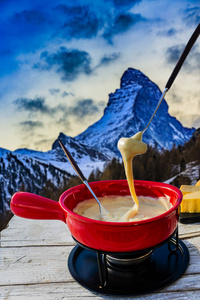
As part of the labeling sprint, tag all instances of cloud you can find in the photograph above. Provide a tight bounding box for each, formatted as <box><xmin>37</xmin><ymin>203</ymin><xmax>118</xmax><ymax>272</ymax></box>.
<box><xmin>13</xmin><ymin>95</ymin><xmax>103</xmax><ymax>120</ymax></box>
<box><xmin>34</xmin><ymin>47</ymin><xmax>92</xmax><ymax>81</ymax></box>
<box><xmin>184</xmin><ymin>6</ymin><xmax>200</xmax><ymax>25</ymax></box>
<box><xmin>0</xmin><ymin>1</ymin><xmax>145</xmax><ymax>77</ymax></box>
<box><xmin>55</xmin><ymin>4</ymin><xmax>101</xmax><ymax>39</ymax></box>
<box><xmin>13</xmin><ymin>95</ymin><xmax>103</xmax><ymax>132</ymax></box>
<box><xmin>157</xmin><ymin>28</ymin><xmax>177</xmax><ymax>37</ymax></box>
<box><xmin>54</xmin><ymin>2</ymin><xmax>145</xmax><ymax>43</ymax></box>
<box><xmin>112</xmin><ymin>0</ymin><xmax>142</xmax><ymax>8</ymax></box>
<box><xmin>0</xmin><ymin>4</ymin><xmax>100</xmax><ymax>77</ymax></box>
<box><xmin>55</xmin><ymin>98</ymin><xmax>104</xmax><ymax>128</ymax></box>
<box><xmin>191</xmin><ymin>48</ymin><xmax>200</xmax><ymax>70</ymax></box>
<box><xmin>18</xmin><ymin>120</ymin><xmax>44</xmax><ymax>131</ymax></box>
<box><xmin>56</xmin><ymin>115</ymin><xmax>71</xmax><ymax>130</ymax></box>
<box><xmin>49</xmin><ymin>88</ymin><xmax>60</xmax><ymax>95</ymax></box>
<box><xmin>61</xmin><ymin>91</ymin><xmax>75</xmax><ymax>97</ymax></box>
<box><xmin>168</xmin><ymin>92</ymin><xmax>183</xmax><ymax>104</ymax></box>
<box><xmin>165</xmin><ymin>44</ymin><xmax>185</xmax><ymax>64</ymax></box>
<box><xmin>165</xmin><ymin>44</ymin><xmax>200</xmax><ymax>72</ymax></box>
<box><xmin>171</xmin><ymin>111</ymin><xmax>200</xmax><ymax>129</ymax></box>
<box><xmin>2</xmin><ymin>9</ymin><xmax>49</xmax><ymax>52</ymax></box>
<box><xmin>13</xmin><ymin>97</ymin><xmax>55</xmax><ymax>115</ymax></box>
<box><xmin>97</xmin><ymin>52</ymin><xmax>121</xmax><ymax>68</ymax></box>
<box><xmin>102</xmin><ymin>12</ymin><xmax>146</xmax><ymax>43</ymax></box>
<box><xmin>68</xmin><ymin>99</ymin><xmax>103</xmax><ymax>119</ymax></box>
<box><xmin>13</xmin><ymin>96</ymin><xmax>70</xmax><ymax>121</ymax></box>
<box><xmin>0</xmin><ymin>8</ymin><xmax>50</xmax><ymax>75</ymax></box>
<box><xmin>48</xmin><ymin>88</ymin><xmax>75</xmax><ymax>98</ymax></box>
<box><xmin>12</xmin><ymin>9</ymin><xmax>47</xmax><ymax>26</ymax></box>
<box><xmin>34</xmin><ymin>138</ymin><xmax>54</xmax><ymax>147</ymax></box>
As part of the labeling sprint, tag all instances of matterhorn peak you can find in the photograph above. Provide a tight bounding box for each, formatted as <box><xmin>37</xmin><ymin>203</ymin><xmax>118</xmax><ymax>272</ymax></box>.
<box><xmin>120</xmin><ymin>68</ymin><xmax>151</xmax><ymax>88</ymax></box>
<box><xmin>76</xmin><ymin>68</ymin><xmax>194</xmax><ymax>154</ymax></box>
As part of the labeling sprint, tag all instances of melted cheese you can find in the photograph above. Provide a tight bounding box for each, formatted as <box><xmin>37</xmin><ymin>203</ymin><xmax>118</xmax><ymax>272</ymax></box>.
<box><xmin>117</xmin><ymin>131</ymin><xmax>147</xmax><ymax>220</ymax></box>
<box><xmin>73</xmin><ymin>195</ymin><xmax>172</xmax><ymax>222</ymax></box>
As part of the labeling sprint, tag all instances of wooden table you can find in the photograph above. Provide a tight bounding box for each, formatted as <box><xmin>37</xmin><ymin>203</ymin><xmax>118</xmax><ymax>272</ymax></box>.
<box><xmin>1</xmin><ymin>216</ymin><xmax>200</xmax><ymax>300</ymax></box>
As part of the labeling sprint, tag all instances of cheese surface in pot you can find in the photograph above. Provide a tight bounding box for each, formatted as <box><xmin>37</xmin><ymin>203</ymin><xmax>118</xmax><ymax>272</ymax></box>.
<box><xmin>73</xmin><ymin>194</ymin><xmax>172</xmax><ymax>222</ymax></box>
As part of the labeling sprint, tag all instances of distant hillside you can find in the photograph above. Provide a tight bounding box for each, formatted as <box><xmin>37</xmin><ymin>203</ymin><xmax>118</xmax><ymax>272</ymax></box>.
<box><xmin>87</xmin><ymin>128</ymin><xmax>200</xmax><ymax>188</ymax></box>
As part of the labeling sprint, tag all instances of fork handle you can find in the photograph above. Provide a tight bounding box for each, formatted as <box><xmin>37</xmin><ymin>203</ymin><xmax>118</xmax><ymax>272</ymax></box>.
<box><xmin>165</xmin><ymin>23</ymin><xmax>200</xmax><ymax>90</ymax></box>
<box><xmin>59</xmin><ymin>139</ymin><xmax>86</xmax><ymax>181</ymax></box>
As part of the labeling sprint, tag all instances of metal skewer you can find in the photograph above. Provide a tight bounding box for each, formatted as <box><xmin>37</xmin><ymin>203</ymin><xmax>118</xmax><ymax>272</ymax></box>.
<box><xmin>142</xmin><ymin>22</ymin><xmax>200</xmax><ymax>133</ymax></box>
<box><xmin>59</xmin><ymin>139</ymin><xmax>112</xmax><ymax>219</ymax></box>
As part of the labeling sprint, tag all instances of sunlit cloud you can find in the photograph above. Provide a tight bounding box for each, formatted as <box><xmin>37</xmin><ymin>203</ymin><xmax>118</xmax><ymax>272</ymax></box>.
<box><xmin>13</xmin><ymin>97</ymin><xmax>56</xmax><ymax>116</ymax></box>
<box><xmin>68</xmin><ymin>99</ymin><xmax>104</xmax><ymax>119</ymax></box>
<box><xmin>18</xmin><ymin>120</ymin><xmax>44</xmax><ymax>131</ymax></box>
<box><xmin>55</xmin><ymin>98</ymin><xmax>104</xmax><ymax>126</ymax></box>
<box><xmin>34</xmin><ymin>138</ymin><xmax>55</xmax><ymax>147</ymax></box>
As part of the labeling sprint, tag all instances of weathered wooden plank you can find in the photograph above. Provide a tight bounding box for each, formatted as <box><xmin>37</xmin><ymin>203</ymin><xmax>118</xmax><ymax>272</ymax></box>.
<box><xmin>184</xmin><ymin>236</ymin><xmax>200</xmax><ymax>253</ymax></box>
<box><xmin>1</xmin><ymin>281</ymin><xmax>200</xmax><ymax>300</ymax></box>
<box><xmin>1</xmin><ymin>216</ymin><xmax>75</xmax><ymax>247</ymax></box>
<box><xmin>0</xmin><ymin>245</ymin><xmax>73</xmax><ymax>285</ymax></box>
<box><xmin>0</xmin><ymin>238</ymin><xmax>200</xmax><ymax>286</ymax></box>
<box><xmin>179</xmin><ymin>222</ymin><xmax>200</xmax><ymax>239</ymax></box>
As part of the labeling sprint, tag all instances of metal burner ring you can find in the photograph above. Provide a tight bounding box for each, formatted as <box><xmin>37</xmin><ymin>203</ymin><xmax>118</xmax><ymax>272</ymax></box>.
<box><xmin>106</xmin><ymin>250</ymin><xmax>154</xmax><ymax>266</ymax></box>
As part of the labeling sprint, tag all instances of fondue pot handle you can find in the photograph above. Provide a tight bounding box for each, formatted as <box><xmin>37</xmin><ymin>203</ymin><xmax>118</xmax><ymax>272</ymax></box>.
<box><xmin>10</xmin><ymin>192</ymin><xmax>66</xmax><ymax>223</ymax></box>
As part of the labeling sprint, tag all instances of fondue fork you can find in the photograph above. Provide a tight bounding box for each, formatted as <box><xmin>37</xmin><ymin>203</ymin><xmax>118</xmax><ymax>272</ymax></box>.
<box><xmin>142</xmin><ymin>22</ymin><xmax>200</xmax><ymax>133</ymax></box>
<box><xmin>59</xmin><ymin>139</ymin><xmax>113</xmax><ymax>219</ymax></box>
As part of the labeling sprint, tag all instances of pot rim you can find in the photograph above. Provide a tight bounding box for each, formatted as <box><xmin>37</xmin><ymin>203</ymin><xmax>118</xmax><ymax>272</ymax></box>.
<box><xmin>59</xmin><ymin>179</ymin><xmax>182</xmax><ymax>227</ymax></box>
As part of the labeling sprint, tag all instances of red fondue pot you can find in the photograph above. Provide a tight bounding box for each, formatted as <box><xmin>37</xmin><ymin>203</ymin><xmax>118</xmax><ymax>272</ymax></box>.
<box><xmin>10</xmin><ymin>180</ymin><xmax>182</xmax><ymax>252</ymax></box>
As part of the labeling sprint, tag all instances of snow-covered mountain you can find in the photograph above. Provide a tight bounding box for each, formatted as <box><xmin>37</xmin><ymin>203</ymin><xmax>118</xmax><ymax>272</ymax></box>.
<box><xmin>76</xmin><ymin>68</ymin><xmax>194</xmax><ymax>155</ymax></box>
<box><xmin>0</xmin><ymin>68</ymin><xmax>195</xmax><ymax>215</ymax></box>
<box><xmin>0</xmin><ymin>136</ymin><xmax>110</xmax><ymax>213</ymax></box>
<box><xmin>0</xmin><ymin>147</ymin><xmax>72</xmax><ymax>212</ymax></box>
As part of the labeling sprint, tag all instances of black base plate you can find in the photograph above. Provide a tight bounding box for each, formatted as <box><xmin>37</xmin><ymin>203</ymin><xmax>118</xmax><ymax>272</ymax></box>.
<box><xmin>68</xmin><ymin>239</ymin><xmax>189</xmax><ymax>296</ymax></box>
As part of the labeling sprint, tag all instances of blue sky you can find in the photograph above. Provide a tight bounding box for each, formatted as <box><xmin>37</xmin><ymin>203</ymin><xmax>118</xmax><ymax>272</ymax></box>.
<box><xmin>0</xmin><ymin>0</ymin><xmax>200</xmax><ymax>151</ymax></box>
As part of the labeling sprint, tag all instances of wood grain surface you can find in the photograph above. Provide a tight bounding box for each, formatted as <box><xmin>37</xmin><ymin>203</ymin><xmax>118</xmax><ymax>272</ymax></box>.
<box><xmin>1</xmin><ymin>216</ymin><xmax>200</xmax><ymax>300</ymax></box>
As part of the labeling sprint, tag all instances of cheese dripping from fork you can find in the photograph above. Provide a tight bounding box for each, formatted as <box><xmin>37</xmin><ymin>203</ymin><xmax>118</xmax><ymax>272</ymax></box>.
<box><xmin>117</xmin><ymin>131</ymin><xmax>147</xmax><ymax>221</ymax></box>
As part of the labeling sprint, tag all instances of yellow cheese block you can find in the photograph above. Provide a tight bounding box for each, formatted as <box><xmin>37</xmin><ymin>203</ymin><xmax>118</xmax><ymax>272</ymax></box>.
<box><xmin>195</xmin><ymin>180</ymin><xmax>200</xmax><ymax>186</ymax></box>
<box><xmin>181</xmin><ymin>191</ymin><xmax>200</xmax><ymax>213</ymax></box>
<box><xmin>180</xmin><ymin>185</ymin><xmax>200</xmax><ymax>196</ymax></box>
